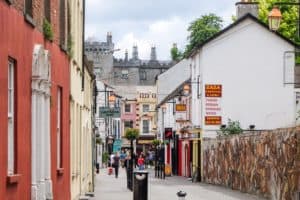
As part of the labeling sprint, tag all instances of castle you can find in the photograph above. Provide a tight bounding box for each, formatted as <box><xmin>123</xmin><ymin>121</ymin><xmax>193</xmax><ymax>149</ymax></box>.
<box><xmin>85</xmin><ymin>33</ymin><xmax>173</xmax><ymax>86</ymax></box>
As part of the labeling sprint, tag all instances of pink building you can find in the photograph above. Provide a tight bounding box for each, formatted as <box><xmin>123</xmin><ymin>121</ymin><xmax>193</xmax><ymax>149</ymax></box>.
<box><xmin>121</xmin><ymin>99</ymin><xmax>137</xmax><ymax>147</ymax></box>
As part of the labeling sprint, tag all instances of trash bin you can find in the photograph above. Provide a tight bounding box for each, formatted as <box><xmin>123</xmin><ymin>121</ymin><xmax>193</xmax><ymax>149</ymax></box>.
<box><xmin>133</xmin><ymin>171</ymin><xmax>148</xmax><ymax>200</ymax></box>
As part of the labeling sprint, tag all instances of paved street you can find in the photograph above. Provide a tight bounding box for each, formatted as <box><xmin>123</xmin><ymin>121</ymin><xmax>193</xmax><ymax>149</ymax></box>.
<box><xmin>92</xmin><ymin>167</ymin><xmax>266</xmax><ymax>200</ymax></box>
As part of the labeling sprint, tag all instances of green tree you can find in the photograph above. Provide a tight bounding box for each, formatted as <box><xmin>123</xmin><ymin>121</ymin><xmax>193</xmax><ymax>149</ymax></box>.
<box><xmin>220</xmin><ymin>119</ymin><xmax>243</xmax><ymax>135</ymax></box>
<box><xmin>184</xmin><ymin>13</ymin><xmax>223</xmax><ymax>57</ymax></box>
<box><xmin>170</xmin><ymin>43</ymin><xmax>182</xmax><ymax>62</ymax></box>
<box><xmin>258</xmin><ymin>0</ymin><xmax>299</xmax><ymax>43</ymax></box>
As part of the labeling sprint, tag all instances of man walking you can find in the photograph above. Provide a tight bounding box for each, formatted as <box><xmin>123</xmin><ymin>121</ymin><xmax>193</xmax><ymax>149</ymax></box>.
<box><xmin>113</xmin><ymin>152</ymin><xmax>120</xmax><ymax>178</ymax></box>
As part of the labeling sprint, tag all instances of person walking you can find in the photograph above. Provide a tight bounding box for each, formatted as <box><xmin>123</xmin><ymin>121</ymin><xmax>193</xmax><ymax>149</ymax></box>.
<box><xmin>137</xmin><ymin>154</ymin><xmax>145</xmax><ymax>170</ymax></box>
<box><xmin>112</xmin><ymin>152</ymin><xmax>120</xmax><ymax>178</ymax></box>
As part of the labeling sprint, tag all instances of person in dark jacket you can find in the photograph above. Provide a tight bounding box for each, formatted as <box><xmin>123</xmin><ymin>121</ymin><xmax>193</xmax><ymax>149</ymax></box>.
<box><xmin>112</xmin><ymin>152</ymin><xmax>120</xmax><ymax>178</ymax></box>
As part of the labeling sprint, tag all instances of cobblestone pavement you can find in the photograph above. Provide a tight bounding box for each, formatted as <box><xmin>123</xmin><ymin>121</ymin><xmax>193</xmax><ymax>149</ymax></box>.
<box><xmin>91</xmin><ymin>167</ymin><xmax>266</xmax><ymax>200</ymax></box>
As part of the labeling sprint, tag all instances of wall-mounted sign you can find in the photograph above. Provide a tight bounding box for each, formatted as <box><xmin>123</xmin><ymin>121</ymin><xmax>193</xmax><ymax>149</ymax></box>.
<box><xmin>205</xmin><ymin>84</ymin><xmax>222</xmax><ymax>97</ymax></box>
<box><xmin>99</xmin><ymin>107</ymin><xmax>120</xmax><ymax>118</ymax></box>
<box><xmin>139</xmin><ymin>92</ymin><xmax>156</xmax><ymax>99</ymax></box>
<box><xmin>176</xmin><ymin>104</ymin><xmax>186</xmax><ymax>111</ymax></box>
<box><xmin>164</xmin><ymin>128</ymin><xmax>173</xmax><ymax>139</ymax></box>
<box><xmin>205</xmin><ymin>116</ymin><xmax>222</xmax><ymax>125</ymax></box>
<box><xmin>205</xmin><ymin>84</ymin><xmax>222</xmax><ymax>125</ymax></box>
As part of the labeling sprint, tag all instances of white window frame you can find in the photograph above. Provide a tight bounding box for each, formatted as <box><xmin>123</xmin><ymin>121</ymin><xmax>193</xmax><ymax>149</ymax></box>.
<box><xmin>8</xmin><ymin>59</ymin><xmax>15</xmax><ymax>175</ymax></box>
<box><xmin>125</xmin><ymin>104</ymin><xmax>131</xmax><ymax>113</ymax></box>
<box><xmin>142</xmin><ymin>104</ymin><xmax>150</xmax><ymax>112</ymax></box>
<box><xmin>142</xmin><ymin>120</ymin><xmax>149</xmax><ymax>134</ymax></box>
<box><xmin>57</xmin><ymin>87</ymin><xmax>62</xmax><ymax>168</ymax></box>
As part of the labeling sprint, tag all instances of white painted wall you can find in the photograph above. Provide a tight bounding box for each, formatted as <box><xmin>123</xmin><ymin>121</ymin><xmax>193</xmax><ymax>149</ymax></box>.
<box><xmin>157</xmin><ymin>59</ymin><xmax>190</xmax><ymax>104</ymax></box>
<box><xmin>192</xmin><ymin>18</ymin><xmax>295</xmax><ymax>137</ymax></box>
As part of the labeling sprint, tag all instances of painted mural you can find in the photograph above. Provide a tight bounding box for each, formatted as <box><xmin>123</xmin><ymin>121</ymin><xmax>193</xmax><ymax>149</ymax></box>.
<box><xmin>203</xmin><ymin>128</ymin><xmax>300</xmax><ymax>200</ymax></box>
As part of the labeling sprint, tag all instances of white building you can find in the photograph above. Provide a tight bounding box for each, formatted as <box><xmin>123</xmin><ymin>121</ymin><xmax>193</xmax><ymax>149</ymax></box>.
<box><xmin>190</xmin><ymin>13</ymin><xmax>297</xmax><ymax>138</ymax></box>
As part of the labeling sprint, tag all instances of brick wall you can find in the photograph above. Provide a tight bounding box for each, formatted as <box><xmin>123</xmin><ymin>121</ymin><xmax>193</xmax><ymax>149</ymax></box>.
<box><xmin>10</xmin><ymin>0</ymin><xmax>67</xmax><ymax>44</ymax></box>
<box><xmin>203</xmin><ymin>127</ymin><xmax>300</xmax><ymax>199</ymax></box>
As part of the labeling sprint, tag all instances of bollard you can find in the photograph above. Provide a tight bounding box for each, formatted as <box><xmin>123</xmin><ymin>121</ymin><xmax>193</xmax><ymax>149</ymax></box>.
<box><xmin>176</xmin><ymin>190</ymin><xmax>187</xmax><ymax>200</ymax></box>
<box><xmin>133</xmin><ymin>171</ymin><xmax>148</xmax><ymax>200</ymax></box>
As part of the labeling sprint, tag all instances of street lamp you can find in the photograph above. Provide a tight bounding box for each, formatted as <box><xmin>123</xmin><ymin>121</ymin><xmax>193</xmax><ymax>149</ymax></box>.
<box><xmin>268</xmin><ymin>6</ymin><xmax>282</xmax><ymax>31</ymax></box>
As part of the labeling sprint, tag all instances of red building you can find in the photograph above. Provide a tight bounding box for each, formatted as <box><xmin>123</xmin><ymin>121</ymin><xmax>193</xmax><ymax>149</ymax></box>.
<box><xmin>0</xmin><ymin>1</ymin><xmax>70</xmax><ymax>199</ymax></box>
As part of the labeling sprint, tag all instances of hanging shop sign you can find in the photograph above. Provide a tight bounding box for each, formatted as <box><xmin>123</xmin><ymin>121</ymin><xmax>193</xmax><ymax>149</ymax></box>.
<box><xmin>205</xmin><ymin>84</ymin><xmax>222</xmax><ymax>125</ymax></box>
<box><xmin>176</xmin><ymin>104</ymin><xmax>186</xmax><ymax>111</ymax></box>
<box><xmin>99</xmin><ymin>107</ymin><xmax>120</xmax><ymax>118</ymax></box>
<box><xmin>205</xmin><ymin>84</ymin><xmax>222</xmax><ymax>97</ymax></box>
<box><xmin>164</xmin><ymin>128</ymin><xmax>173</xmax><ymax>139</ymax></box>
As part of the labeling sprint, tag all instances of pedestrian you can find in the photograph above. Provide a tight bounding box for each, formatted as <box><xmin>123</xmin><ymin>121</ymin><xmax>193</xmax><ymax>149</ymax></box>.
<box><xmin>112</xmin><ymin>152</ymin><xmax>120</xmax><ymax>178</ymax></box>
<box><xmin>137</xmin><ymin>154</ymin><xmax>145</xmax><ymax>170</ymax></box>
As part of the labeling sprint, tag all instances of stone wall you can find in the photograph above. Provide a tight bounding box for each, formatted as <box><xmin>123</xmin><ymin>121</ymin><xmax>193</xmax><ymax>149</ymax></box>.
<box><xmin>203</xmin><ymin>127</ymin><xmax>300</xmax><ymax>200</ymax></box>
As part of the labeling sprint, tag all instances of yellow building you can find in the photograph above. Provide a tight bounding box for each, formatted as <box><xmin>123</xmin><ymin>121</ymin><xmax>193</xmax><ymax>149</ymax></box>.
<box><xmin>69</xmin><ymin>0</ymin><xmax>94</xmax><ymax>199</ymax></box>
<box><xmin>136</xmin><ymin>86</ymin><xmax>157</xmax><ymax>153</ymax></box>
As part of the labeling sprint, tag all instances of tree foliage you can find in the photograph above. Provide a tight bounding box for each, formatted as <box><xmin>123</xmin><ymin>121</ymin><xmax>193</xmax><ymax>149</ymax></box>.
<box><xmin>125</xmin><ymin>128</ymin><xmax>139</xmax><ymax>140</ymax></box>
<box><xmin>184</xmin><ymin>13</ymin><xmax>223</xmax><ymax>57</ymax></box>
<box><xmin>258</xmin><ymin>0</ymin><xmax>299</xmax><ymax>43</ymax></box>
<box><xmin>219</xmin><ymin>119</ymin><xmax>243</xmax><ymax>136</ymax></box>
<box><xmin>170</xmin><ymin>44</ymin><xmax>183</xmax><ymax>62</ymax></box>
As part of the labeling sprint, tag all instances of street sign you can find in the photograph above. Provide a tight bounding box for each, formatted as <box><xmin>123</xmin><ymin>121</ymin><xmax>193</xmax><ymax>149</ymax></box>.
<box><xmin>99</xmin><ymin>107</ymin><xmax>120</xmax><ymax>118</ymax></box>
<box><xmin>176</xmin><ymin>104</ymin><xmax>186</xmax><ymax>111</ymax></box>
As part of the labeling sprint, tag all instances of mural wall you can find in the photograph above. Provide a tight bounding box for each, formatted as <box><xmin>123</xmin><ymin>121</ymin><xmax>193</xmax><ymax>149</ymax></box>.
<box><xmin>203</xmin><ymin>128</ymin><xmax>300</xmax><ymax>200</ymax></box>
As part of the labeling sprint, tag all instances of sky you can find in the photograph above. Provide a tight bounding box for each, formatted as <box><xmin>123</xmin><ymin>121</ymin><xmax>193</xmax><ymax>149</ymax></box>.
<box><xmin>85</xmin><ymin>0</ymin><xmax>237</xmax><ymax>60</ymax></box>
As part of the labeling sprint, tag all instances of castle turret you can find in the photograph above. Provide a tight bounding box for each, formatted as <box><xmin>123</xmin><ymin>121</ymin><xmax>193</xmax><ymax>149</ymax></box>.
<box><xmin>150</xmin><ymin>46</ymin><xmax>157</xmax><ymax>61</ymax></box>
<box><xmin>236</xmin><ymin>0</ymin><xmax>258</xmax><ymax>19</ymax></box>
<box><xmin>132</xmin><ymin>45</ymin><xmax>139</xmax><ymax>60</ymax></box>
<box><xmin>107</xmin><ymin>32</ymin><xmax>112</xmax><ymax>44</ymax></box>
<box><xmin>125</xmin><ymin>49</ymin><xmax>128</xmax><ymax>62</ymax></box>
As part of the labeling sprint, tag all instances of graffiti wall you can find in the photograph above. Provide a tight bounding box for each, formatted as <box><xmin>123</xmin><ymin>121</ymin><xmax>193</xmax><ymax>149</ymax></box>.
<box><xmin>203</xmin><ymin>127</ymin><xmax>300</xmax><ymax>200</ymax></box>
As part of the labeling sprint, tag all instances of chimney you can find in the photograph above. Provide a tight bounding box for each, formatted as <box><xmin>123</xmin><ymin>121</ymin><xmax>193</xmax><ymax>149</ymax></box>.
<box><xmin>107</xmin><ymin>32</ymin><xmax>112</xmax><ymax>44</ymax></box>
<box><xmin>125</xmin><ymin>49</ymin><xmax>128</xmax><ymax>62</ymax></box>
<box><xmin>150</xmin><ymin>45</ymin><xmax>157</xmax><ymax>61</ymax></box>
<box><xmin>132</xmin><ymin>45</ymin><xmax>139</xmax><ymax>60</ymax></box>
<box><xmin>236</xmin><ymin>0</ymin><xmax>259</xmax><ymax>19</ymax></box>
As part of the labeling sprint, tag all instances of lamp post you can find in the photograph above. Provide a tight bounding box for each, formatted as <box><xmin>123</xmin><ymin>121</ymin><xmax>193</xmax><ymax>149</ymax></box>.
<box><xmin>268</xmin><ymin>1</ymin><xmax>300</xmax><ymax>38</ymax></box>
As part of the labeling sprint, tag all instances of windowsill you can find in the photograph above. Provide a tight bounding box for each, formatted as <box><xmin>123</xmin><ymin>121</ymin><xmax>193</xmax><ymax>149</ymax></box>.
<box><xmin>7</xmin><ymin>174</ymin><xmax>22</xmax><ymax>184</ymax></box>
<box><xmin>5</xmin><ymin>0</ymin><xmax>13</xmax><ymax>5</ymax></box>
<box><xmin>57</xmin><ymin>168</ymin><xmax>64</xmax><ymax>176</ymax></box>
<box><xmin>24</xmin><ymin>13</ymin><xmax>36</xmax><ymax>28</ymax></box>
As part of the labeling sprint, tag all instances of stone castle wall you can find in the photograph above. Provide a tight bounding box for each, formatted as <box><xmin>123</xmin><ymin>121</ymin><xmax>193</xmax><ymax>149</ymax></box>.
<box><xmin>203</xmin><ymin>127</ymin><xmax>300</xmax><ymax>200</ymax></box>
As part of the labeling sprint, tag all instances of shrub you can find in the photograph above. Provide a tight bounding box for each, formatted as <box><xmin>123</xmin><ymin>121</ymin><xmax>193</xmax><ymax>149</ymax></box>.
<box><xmin>43</xmin><ymin>19</ymin><xmax>53</xmax><ymax>41</ymax></box>
<box><xmin>220</xmin><ymin>119</ymin><xmax>243</xmax><ymax>135</ymax></box>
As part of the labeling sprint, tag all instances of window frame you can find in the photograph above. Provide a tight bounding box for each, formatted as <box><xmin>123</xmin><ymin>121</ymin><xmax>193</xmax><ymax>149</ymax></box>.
<box><xmin>124</xmin><ymin>104</ymin><xmax>131</xmax><ymax>113</ymax></box>
<box><xmin>142</xmin><ymin>104</ymin><xmax>150</xmax><ymax>112</ymax></box>
<box><xmin>7</xmin><ymin>58</ymin><xmax>16</xmax><ymax>176</ymax></box>
<box><xmin>142</xmin><ymin>120</ymin><xmax>149</xmax><ymax>134</ymax></box>
<box><xmin>57</xmin><ymin>87</ymin><xmax>63</xmax><ymax>169</ymax></box>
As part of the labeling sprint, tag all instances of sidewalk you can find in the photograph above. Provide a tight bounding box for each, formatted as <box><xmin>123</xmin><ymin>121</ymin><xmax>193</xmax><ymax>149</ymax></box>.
<box><xmin>92</xmin><ymin>167</ymin><xmax>265</xmax><ymax>200</ymax></box>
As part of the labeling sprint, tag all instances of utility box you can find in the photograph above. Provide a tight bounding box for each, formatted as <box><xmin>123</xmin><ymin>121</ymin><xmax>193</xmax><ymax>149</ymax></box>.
<box><xmin>133</xmin><ymin>171</ymin><xmax>148</xmax><ymax>200</ymax></box>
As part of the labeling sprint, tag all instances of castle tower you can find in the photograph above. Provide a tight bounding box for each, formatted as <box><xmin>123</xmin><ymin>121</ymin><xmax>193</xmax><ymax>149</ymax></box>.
<box><xmin>125</xmin><ymin>49</ymin><xmax>128</xmax><ymax>62</ymax></box>
<box><xmin>150</xmin><ymin>46</ymin><xmax>157</xmax><ymax>61</ymax></box>
<box><xmin>107</xmin><ymin>32</ymin><xmax>112</xmax><ymax>44</ymax></box>
<box><xmin>132</xmin><ymin>45</ymin><xmax>139</xmax><ymax>60</ymax></box>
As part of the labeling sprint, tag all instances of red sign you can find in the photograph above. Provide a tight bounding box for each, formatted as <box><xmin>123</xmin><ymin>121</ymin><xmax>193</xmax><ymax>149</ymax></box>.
<box><xmin>205</xmin><ymin>116</ymin><xmax>222</xmax><ymax>125</ymax></box>
<box><xmin>205</xmin><ymin>84</ymin><xmax>222</xmax><ymax>97</ymax></box>
<box><xmin>164</xmin><ymin>128</ymin><xmax>173</xmax><ymax>139</ymax></box>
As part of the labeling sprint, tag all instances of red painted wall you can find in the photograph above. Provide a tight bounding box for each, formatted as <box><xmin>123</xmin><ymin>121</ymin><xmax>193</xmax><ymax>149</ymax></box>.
<box><xmin>0</xmin><ymin>2</ymin><xmax>70</xmax><ymax>199</ymax></box>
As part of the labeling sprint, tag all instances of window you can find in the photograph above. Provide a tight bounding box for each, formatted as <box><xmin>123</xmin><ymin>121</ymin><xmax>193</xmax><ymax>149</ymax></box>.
<box><xmin>142</xmin><ymin>120</ymin><xmax>149</xmax><ymax>134</ymax></box>
<box><xmin>25</xmin><ymin>0</ymin><xmax>33</xmax><ymax>16</ymax></box>
<box><xmin>44</xmin><ymin>0</ymin><xmax>51</xmax><ymax>22</ymax></box>
<box><xmin>57</xmin><ymin>87</ymin><xmax>62</xmax><ymax>168</ymax></box>
<box><xmin>125</xmin><ymin>104</ymin><xmax>131</xmax><ymax>113</ymax></box>
<box><xmin>140</xmin><ymin>70</ymin><xmax>146</xmax><ymax>80</ymax></box>
<box><xmin>121</xmin><ymin>70</ymin><xmax>128</xmax><ymax>79</ymax></box>
<box><xmin>142</xmin><ymin>104</ymin><xmax>149</xmax><ymax>112</ymax></box>
<box><xmin>124</xmin><ymin>121</ymin><xmax>133</xmax><ymax>129</ymax></box>
<box><xmin>59</xmin><ymin>0</ymin><xmax>66</xmax><ymax>46</ymax></box>
<box><xmin>8</xmin><ymin>59</ymin><xmax>16</xmax><ymax>175</ymax></box>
